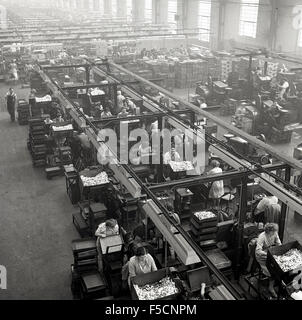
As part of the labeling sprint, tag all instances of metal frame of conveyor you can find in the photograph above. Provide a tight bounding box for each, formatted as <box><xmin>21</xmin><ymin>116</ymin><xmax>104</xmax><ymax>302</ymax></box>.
<box><xmin>39</xmin><ymin>66</ymin><xmax>142</xmax><ymax>199</ymax></box>
<box><xmin>101</xmin><ymin>62</ymin><xmax>302</xmax><ymax>214</ymax></box>
<box><xmin>92</xmin><ymin>62</ymin><xmax>302</xmax><ymax>194</ymax></box>
<box><xmin>89</xmin><ymin>61</ymin><xmax>302</xmax><ymax>274</ymax></box>
<box><xmin>107</xmin><ymin>61</ymin><xmax>302</xmax><ymax>171</ymax></box>
<box><xmin>38</xmin><ymin>63</ymin><xmax>247</xmax><ymax>300</ymax></box>
<box><xmin>38</xmin><ymin>59</ymin><xmax>302</xmax><ymax>300</ymax></box>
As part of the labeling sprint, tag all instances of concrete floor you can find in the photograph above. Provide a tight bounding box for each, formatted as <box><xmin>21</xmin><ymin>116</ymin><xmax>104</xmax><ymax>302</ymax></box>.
<box><xmin>0</xmin><ymin>83</ymin><xmax>300</xmax><ymax>300</ymax></box>
<box><xmin>0</xmin><ymin>84</ymin><xmax>77</xmax><ymax>300</ymax></box>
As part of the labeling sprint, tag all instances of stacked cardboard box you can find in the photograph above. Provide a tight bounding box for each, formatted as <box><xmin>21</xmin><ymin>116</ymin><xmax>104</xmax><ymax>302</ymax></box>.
<box><xmin>269</xmin><ymin>127</ymin><xmax>293</xmax><ymax>144</ymax></box>
<box><xmin>206</xmin><ymin>57</ymin><xmax>220</xmax><ymax>79</ymax></box>
<box><xmin>219</xmin><ymin>59</ymin><xmax>233</xmax><ymax>81</ymax></box>
<box><xmin>141</xmin><ymin>60</ymin><xmax>172</xmax><ymax>83</ymax></box>
<box><xmin>17</xmin><ymin>99</ymin><xmax>30</xmax><ymax>125</ymax></box>
<box><xmin>30</xmin><ymin>72</ymin><xmax>48</xmax><ymax>94</ymax></box>
<box><xmin>258</xmin><ymin>59</ymin><xmax>279</xmax><ymax>78</ymax></box>
<box><xmin>219</xmin><ymin>98</ymin><xmax>238</xmax><ymax>116</ymax></box>
<box><xmin>190</xmin><ymin>211</ymin><xmax>218</xmax><ymax>245</ymax></box>
<box><xmin>137</xmin><ymin>69</ymin><xmax>153</xmax><ymax>80</ymax></box>
<box><xmin>124</xmin><ymin>62</ymin><xmax>141</xmax><ymax>73</ymax></box>
<box><xmin>267</xmin><ymin>62</ymin><xmax>279</xmax><ymax>78</ymax></box>
<box><xmin>28</xmin><ymin>117</ymin><xmax>47</xmax><ymax>167</ymax></box>
<box><xmin>175</xmin><ymin>60</ymin><xmax>208</xmax><ymax>88</ymax></box>
<box><xmin>238</xmin><ymin>57</ymin><xmax>259</xmax><ymax>79</ymax></box>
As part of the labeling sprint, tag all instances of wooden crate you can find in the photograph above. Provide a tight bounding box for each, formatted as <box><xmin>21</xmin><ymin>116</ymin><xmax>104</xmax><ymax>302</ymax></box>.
<box><xmin>130</xmin><ymin>268</ymin><xmax>181</xmax><ymax>300</ymax></box>
<box><xmin>267</xmin><ymin>241</ymin><xmax>302</xmax><ymax>284</ymax></box>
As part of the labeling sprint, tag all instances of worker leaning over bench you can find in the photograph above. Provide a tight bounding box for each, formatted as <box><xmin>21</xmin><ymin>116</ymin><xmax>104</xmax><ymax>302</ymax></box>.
<box><xmin>95</xmin><ymin>219</ymin><xmax>120</xmax><ymax>272</ymax></box>
<box><xmin>127</xmin><ymin>246</ymin><xmax>158</xmax><ymax>287</ymax></box>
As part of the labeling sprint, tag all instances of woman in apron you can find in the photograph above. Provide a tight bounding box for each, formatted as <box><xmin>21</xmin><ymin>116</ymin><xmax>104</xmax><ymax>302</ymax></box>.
<box><xmin>255</xmin><ymin>223</ymin><xmax>282</xmax><ymax>298</ymax></box>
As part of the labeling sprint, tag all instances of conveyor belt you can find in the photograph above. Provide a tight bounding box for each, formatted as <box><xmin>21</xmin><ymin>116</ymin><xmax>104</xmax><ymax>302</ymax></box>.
<box><xmin>88</xmin><ymin>61</ymin><xmax>302</xmax><ymax>213</ymax></box>
<box><xmin>39</xmin><ymin>63</ymin><xmax>245</xmax><ymax>300</ymax></box>
<box><xmin>109</xmin><ymin>61</ymin><xmax>302</xmax><ymax>171</ymax></box>
<box><xmin>38</xmin><ymin>58</ymin><xmax>302</xmax><ymax>300</ymax></box>
<box><xmin>89</xmin><ymin>61</ymin><xmax>301</xmax><ymax>194</ymax></box>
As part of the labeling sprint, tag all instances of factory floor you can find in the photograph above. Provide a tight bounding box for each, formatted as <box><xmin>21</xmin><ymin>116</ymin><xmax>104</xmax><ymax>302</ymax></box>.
<box><xmin>0</xmin><ymin>83</ymin><xmax>77</xmax><ymax>300</ymax></box>
<box><xmin>0</xmin><ymin>83</ymin><xmax>301</xmax><ymax>300</ymax></box>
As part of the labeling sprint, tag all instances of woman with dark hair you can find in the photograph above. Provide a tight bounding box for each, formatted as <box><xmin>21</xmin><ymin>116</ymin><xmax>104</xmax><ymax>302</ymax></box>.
<box><xmin>255</xmin><ymin>223</ymin><xmax>282</xmax><ymax>298</ymax></box>
<box><xmin>128</xmin><ymin>247</ymin><xmax>157</xmax><ymax>286</ymax></box>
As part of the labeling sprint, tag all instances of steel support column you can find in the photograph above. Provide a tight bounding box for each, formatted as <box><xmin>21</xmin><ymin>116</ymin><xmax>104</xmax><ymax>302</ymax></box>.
<box><xmin>279</xmin><ymin>165</ymin><xmax>291</xmax><ymax>241</ymax></box>
<box><xmin>235</xmin><ymin>174</ymin><xmax>248</xmax><ymax>280</ymax></box>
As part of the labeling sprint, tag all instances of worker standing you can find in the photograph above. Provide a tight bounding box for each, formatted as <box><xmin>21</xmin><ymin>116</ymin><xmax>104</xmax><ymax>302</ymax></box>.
<box><xmin>9</xmin><ymin>60</ymin><xmax>18</xmax><ymax>82</ymax></box>
<box><xmin>278</xmin><ymin>78</ymin><xmax>289</xmax><ymax>100</ymax></box>
<box><xmin>5</xmin><ymin>88</ymin><xmax>17</xmax><ymax>122</ymax></box>
<box><xmin>124</xmin><ymin>97</ymin><xmax>137</xmax><ymax>114</ymax></box>
<box><xmin>207</xmin><ymin>160</ymin><xmax>224</xmax><ymax>209</ymax></box>
<box><xmin>163</xmin><ymin>147</ymin><xmax>181</xmax><ymax>164</ymax></box>
<box><xmin>254</xmin><ymin>192</ymin><xmax>280</xmax><ymax>225</ymax></box>
<box><xmin>116</xmin><ymin>91</ymin><xmax>125</xmax><ymax>114</ymax></box>
<box><xmin>197</xmin><ymin>97</ymin><xmax>207</xmax><ymax>124</ymax></box>
<box><xmin>28</xmin><ymin>89</ymin><xmax>36</xmax><ymax>115</ymax></box>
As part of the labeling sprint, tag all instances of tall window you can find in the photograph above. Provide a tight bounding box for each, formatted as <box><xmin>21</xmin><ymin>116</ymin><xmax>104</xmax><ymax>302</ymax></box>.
<box><xmin>145</xmin><ymin>0</ymin><xmax>153</xmax><ymax>23</ymax></box>
<box><xmin>127</xmin><ymin>0</ymin><xmax>133</xmax><ymax>22</ymax></box>
<box><xmin>112</xmin><ymin>0</ymin><xmax>117</xmax><ymax>17</ymax></box>
<box><xmin>168</xmin><ymin>0</ymin><xmax>178</xmax><ymax>30</ymax></box>
<box><xmin>299</xmin><ymin>30</ymin><xmax>302</xmax><ymax>48</ymax></box>
<box><xmin>198</xmin><ymin>1</ymin><xmax>211</xmax><ymax>42</ymax></box>
<box><xmin>239</xmin><ymin>0</ymin><xmax>259</xmax><ymax>38</ymax></box>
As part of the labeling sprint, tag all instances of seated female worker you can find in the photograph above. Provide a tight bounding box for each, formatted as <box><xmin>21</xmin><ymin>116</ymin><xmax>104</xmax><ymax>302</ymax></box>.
<box><xmin>95</xmin><ymin>219</ymin><xmax>120</xmax><ymax>272</ymax></box>
<box><xmin>128</xmin><ymin>246</ymin><xmax>157</xmax><ymax>286</ymax></box>
<box><xmin>95</xmin><ymin>219</ymin><xmax>119</xmax><ymax>238</ymax></box>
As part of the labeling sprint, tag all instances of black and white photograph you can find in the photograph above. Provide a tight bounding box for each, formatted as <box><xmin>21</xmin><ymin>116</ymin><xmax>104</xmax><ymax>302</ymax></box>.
<box><xmin>0</xmin><ymin>0</ymin><xmax>302</xmax><ymax>310</ymax></box>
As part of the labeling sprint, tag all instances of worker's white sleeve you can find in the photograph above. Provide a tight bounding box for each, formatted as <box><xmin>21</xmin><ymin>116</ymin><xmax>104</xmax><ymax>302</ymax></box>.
<box><xmin>256</xmin><ymin>198</ymin><xmax>269</xmax><ymax>213</ymax></box>
<box><xmin>163</xmin><ymin>154</ymin><xmax>169</xmax><ymax>165</ymax></box>
<box><xmin>282</xmin><ymin>82</ymin><xmax>289</xmax><ymax>89</ymax></box>
<box><xmin>95</xmin><ymin>223</ymin><xmax>107</xmax><ymax>237</ymax></box>
<box><xmin>114</xmin><ymin>225</ymin><xmax>119</xmax><ymax>235</ymax></box>
<box><xmin>255</xmin><ymin>234</ymin><xmax>267</xmax><ymax>259</ymax></box>
<box><xmin>149</xmin><ymin>255</ymin><xmax>157</xmax><ymax>272</ymax></box>
<box><xmin>128</xmin><ymin>259</ymin><xmax>136</xmax><ymax>280</ymax></box>
<box><xmin>275</xmin><ymin>234</ymin><xmax>282</xmax><ymax>246</ymax></box>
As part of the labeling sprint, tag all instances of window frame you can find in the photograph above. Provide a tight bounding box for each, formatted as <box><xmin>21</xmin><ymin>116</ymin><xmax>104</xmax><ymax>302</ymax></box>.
<box><xmin>168</xmin><ymin>0</ymin><xmax>178</xmax><ymax>31</ymax></box>
<box><xmin>145</xmin><ymin>0</ymin><xmax>153</xmax><ymax>24</ymax></box>
<box><xmin>127</xmin><ymin>0</ymin><xmax>133</xmax><ymax>22</ymax></box>
<box><xmin>112</xmin><ymin>0</ymin><xmax>117</xmax><ymax>17</ymax></box>
<box><xmin>198</xmin><ymin>0</ymin><xmax>212</xmax><ymax>43</ymax></box>
<box><xmin>239</xmin><ymin>0</ymin><xmax>260</xmax><ymax>38</ymax></box>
